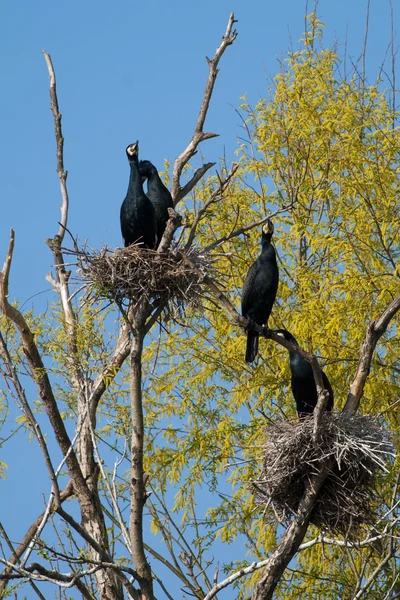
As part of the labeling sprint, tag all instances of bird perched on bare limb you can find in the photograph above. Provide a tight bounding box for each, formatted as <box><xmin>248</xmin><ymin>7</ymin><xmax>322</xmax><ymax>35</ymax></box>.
<box><xmin>139</xmin><ymin>159</ymin><xmax>174</xmax><ymax>247</ymax></box>
<box><xmin>241</xmin><ymin>220</ymin><xmax>279</xmax><ymax>363</ymax></box>
<box><xmin>120</xmin><ymin>142</ymin><xmax>157</xmax><ymax>249</ymax></box>
<box><xmin>274</xmin><ymin>329</ymin><xmax>334</xmax><ymax>419</ymax></box>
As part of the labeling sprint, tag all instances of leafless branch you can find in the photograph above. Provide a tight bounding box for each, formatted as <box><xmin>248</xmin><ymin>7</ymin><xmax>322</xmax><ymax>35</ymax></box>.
<box><xmin>184</xmin><ymin>163</ymin><xmax>239</xmax><ymax>251</ymax></box>
<box><xmin>85</xmin><ymin>399</ymin><xmax>131</xmax><ymax>554</ymax></box>
<box><xmin>0</xmin><ymin>230</ymin><xmax>89</xmax><ymax>498</ymax></box>
<box><xmin>0</xmin><ymin>556</ymin><xmax>138</xmax><ymax>599</ymax></box>
<box><xmin>173</xmin><ymin>162</ymin><xmax>216</xmax><ymax>205</ymax></box>
<box><xmin>43</xmin><ymin>51</ymin><xmax>69</xmax><ymax>243</ymax></box>
<box><xmin>203</xmin><ymin>560</ymin><xmax>267</xmax><ymax>600</ymax></box>
<box><xmin>298</xmin><ymin>518</ymin><xmax>400</xmax><ymax>551</ymax></box>
<box><xmin>361</xmin><ymin>0</ymin><xmax>371</xmax><ymax>85</ymax></box>
<box><xmin>42</xmin><ymin>56</ymin><xmax>124</xmax><ymax>598</ymax></box>
<box><xmin>171</xmin><ymin>13</ymin><xmax>238</xmax><ymax>202</ymax></box>
<box><xmin>0</xmin><ymin>481</ymin><xmax>74</xmax><ymax>596</ymax></box>
<box><xmin>353</xmin><ymin>550</ymin><xmax>394</xmax><ymax>599</ymax></box>
<box><xmin>344</xmin><ymin>292</ymin><xmax>400</xmax><ymax>414</ymax></box>
<box><xmin>157</xmin><ymin>209</ymin><xmax>183</xmax><ymax>253</ymax></box>
<box><xmin>0</xmin><ymin>331</ymin><xmax>60</xmax><ymax>504</ymax></box>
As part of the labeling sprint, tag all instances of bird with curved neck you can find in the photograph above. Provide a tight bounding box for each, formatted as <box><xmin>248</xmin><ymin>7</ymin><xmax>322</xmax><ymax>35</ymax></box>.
<box><xmin>274</xmin><ymin>329</ymin><xmax>334</xmax><ymax>419</ymax></box>
<box><xmin>120</xmin><ymin>142</ymin><xmax>157</xmax><ymax>249</ymax></box>
<box><xmin>139</xmin><ymin>159</ymin><xmax>173</xmax><ymax>247</ymax></box>
<box><xmin>241</xmin><ymin>220</ymin><xmax>279</xmax><ymax>363</ymax></box>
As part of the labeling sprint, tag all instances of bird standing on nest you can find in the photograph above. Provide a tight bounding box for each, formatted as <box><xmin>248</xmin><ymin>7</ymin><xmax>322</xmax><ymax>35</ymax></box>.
<box><xmin>274</xmin><ymin>329</ymin><xmax>334</xmax><ymax>419</ymax></box>
<box><xmin>139</xmin><ymin>160</ymin><xmax>173</xmax><ymax>247</ymax></box>
<box><xmin>241</xmin><ymin>220</ymin><xmax>279</xmax><ymax>363</ymax></box>
<box><xmin>120</xmin><ymin>142</ymin><xmax>157</xmax><ymax>248</ymax></box>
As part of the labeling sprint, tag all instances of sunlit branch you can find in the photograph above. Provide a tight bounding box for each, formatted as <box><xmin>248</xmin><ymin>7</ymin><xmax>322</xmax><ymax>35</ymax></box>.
<box><xmin>0</xmin><ymin>230</ymin><xmax>89</xmax><ymax>496</ymax></box>
<box><xmin>43</xmin><ymin>51</ymin><xmax>69</xmax><ymax>243</ymax></box>
<box><xmin>171</xmin><ymin>12</ymin><xmax>238</xmax><ymax>202</ymax></box>
<box><xmin>344</xmin><ymin>292</ymin><xmax>400</xmax><ymax>414</ymax></box>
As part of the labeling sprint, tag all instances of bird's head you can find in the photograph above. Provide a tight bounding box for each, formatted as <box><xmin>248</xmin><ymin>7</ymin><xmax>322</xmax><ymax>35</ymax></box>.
<box><xmin>262</xmin><ymin>219</ymin><xmax>274</xmax><ymax>236</ymax></box>
<box><xmin>261</xmin><ymin>219</ymin><xmax>274</xmax><ymax>242</ymax></box>
<box><xmin>274</xmin><ymin>329</ymin><xmax>298</xmax><ymax>347</ymax></box>
<box><xmin>126</xmin><ymin>141</ymin><xmax>139</xmax><ymax>161</ymax></box>
<box><xmin>139</xmin><ymin>159</ymin><xmax>156</xmax><ymax>182</ymax></box>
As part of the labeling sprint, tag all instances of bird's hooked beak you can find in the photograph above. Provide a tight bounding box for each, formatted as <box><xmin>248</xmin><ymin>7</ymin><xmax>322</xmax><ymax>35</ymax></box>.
<box><xmin>262</xmin><ymin>219</ymin><xmax>274</xmax><ymax>236</ymax></box>
<box><xmin>126</xmin><ymin>141</ymin><xmax>139</xmax><ymax>157</ymax></box>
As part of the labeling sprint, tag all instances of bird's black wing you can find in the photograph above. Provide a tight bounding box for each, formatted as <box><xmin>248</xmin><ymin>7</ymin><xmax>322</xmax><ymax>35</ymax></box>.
<box><xmin>241</xmin><ymin>261</ymin><xmax>258</xmax><ymax>316</ymax></box>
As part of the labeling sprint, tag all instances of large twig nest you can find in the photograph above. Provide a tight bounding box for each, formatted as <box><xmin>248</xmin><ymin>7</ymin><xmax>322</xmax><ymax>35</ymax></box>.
<box><xmin>253</xmin><ymin>414</ymin><xmax>394</xmax><ymax>537</ymax></box>
<box><xmin>74</xmin><ymin>244</ymin><xmax>209</xmax><ymax>306</ymax></box>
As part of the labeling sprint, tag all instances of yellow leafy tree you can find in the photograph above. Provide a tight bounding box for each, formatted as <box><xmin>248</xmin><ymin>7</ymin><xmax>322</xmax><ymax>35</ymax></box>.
<box><xmin>139</xmin><ymin>14</ymin><xmax>400</xmax><ymax>599</ymax></box>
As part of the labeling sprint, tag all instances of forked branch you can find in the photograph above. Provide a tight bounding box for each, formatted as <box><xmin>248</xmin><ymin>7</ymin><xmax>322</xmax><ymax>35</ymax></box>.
<box><xmin>171</xmin><ymin>12</ymin><xmax>238</xmax><ymax>203</ymax></box>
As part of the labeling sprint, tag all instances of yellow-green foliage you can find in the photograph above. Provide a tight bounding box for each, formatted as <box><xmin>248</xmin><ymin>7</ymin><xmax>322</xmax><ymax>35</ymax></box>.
<box><xmin>140</xmin><ymin>16</ymin><xmax>400</xmax><ymax>598</ymax></box>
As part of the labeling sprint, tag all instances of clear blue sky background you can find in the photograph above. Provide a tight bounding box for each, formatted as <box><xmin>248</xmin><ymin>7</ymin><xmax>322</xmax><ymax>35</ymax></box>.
<box><xmin>0</xmin><ymin>0</ymin><xmax>396</xmax><ymax>597</ymax></box>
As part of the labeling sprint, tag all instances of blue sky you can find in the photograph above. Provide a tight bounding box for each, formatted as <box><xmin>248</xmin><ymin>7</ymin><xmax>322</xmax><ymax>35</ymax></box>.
<box><xmin>0</xmin><ymin>0</ymin><xmax>395</xmax><ymax>306</ymax></box>
<box><xmin>0</xmin><ymin>0</ymin><xmax>396</xmax><ymax>596</ymax></box>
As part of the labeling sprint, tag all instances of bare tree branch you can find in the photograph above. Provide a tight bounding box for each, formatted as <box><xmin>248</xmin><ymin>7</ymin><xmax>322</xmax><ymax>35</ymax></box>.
<box><xmin>0</xmin><ymin>331</ymin><xmax>60</xmax><ymax>505</ymax></box>
<box><xmin>43</xmin><ymin>51</ymin><xmax>69</xmax><ymax>243</ymax></box>
<box><xmin>171</xmin><ymin>13</ymin><xmax>238</xmax><ymax>202</ymax></box>
<box><xmin>184</xmin><ymin>163</ymin><xmax>239</xmax><ymax>251</ymax></box>
<box><xmin>344</xmin><ymin>292</ymin><xmax>400</xmax><ymax>414</ymax></box>
<box><xmin>0</xmin><ymin>230</ymin><xmax>89</xmax><ymax>498</ymax></box>
<box><xmin>173</xmin><ymin>162</ymin><xmax>216</xmax><ymax>205</ymax></box>
<box><xmin>0</xmin><ymin>481</ymin><xmax>74</xmax><ymax>596</ymax></box>
<box><xmin>251</xmin><ymin>461</ymin><xmax>334</xmax><ymax>600</ymax></box>
<box><xmin>42</xmin><ymin>54</ymin><xmax>124</xmax><ymax>600</ymax></box>
<box><xmin>157</xmin><ymin>209</ymin><xmax>183</xmax><ymax>253</ymax></box>
<box><xmin>129</xmin><ymin>305</ymin><xmax>154</xmax><ymax>600</ymax></box>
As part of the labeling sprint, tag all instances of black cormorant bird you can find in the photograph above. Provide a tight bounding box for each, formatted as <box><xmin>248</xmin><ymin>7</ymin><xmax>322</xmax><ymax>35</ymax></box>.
<box><xmin>139</xmin><ymin>160</ymin><xmax>173</xmax><ymax>246</ymax></box>
<box><xmin>274</xmin><ymin>329</ymin><xmax>334</xmax><ymax>418</ymax></box>
<box><xmin>241</xmin><ymin>220</ymin><xmax>279</xmax><ymax>363</ymax></box>
<box><xmin>120</xmin><ymin>142</ymin><xmax>157</xmax><ymax>249</ymax></box>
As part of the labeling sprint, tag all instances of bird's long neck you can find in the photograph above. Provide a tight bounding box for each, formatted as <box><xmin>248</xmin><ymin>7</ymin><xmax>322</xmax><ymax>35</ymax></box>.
<box><xmin>128</xmin><ymin>158</ymin><xmax>143</xmax><ymax>196</ymax></box>
<box><xmin>289</xmin><ymin>351</ymin><xmax>312</xmax><ymax>376</ymax></box>
<box><xmin>260</xmin><ymin>238</ymin><xmax>275</xmax><ymax>261</ymax></box>
<box><xmin>147</xmin><ymin>169</ymin><xmax>162</xmax><ymax>191</ymax></box>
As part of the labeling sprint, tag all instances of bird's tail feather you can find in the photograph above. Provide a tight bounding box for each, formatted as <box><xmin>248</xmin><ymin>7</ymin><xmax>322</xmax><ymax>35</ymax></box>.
<box><xmin>245</xmin><ymin>332</ymin><xmax>259</xmax><ymax>363</ymax></box>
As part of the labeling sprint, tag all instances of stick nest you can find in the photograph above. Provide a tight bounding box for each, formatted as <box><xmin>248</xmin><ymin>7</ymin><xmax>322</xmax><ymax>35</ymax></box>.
<box><xmin>75</xmin><ymin>245</ymin><xmax>209</xmax><ymax>307</ymax></box>
<box><xmin>253</xmin><ymin>414</ymin><xmax>394</xmax><ymax>537</ymax></box>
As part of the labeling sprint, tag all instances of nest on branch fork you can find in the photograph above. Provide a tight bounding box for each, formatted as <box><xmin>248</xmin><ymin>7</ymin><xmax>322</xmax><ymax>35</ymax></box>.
<box><xmin>253</xmin><ymin>414</ymin><xmax>394</xmax><ymax>537</ymax></box>
<box><xmin>75</xmin><ymin>244</ymin><xmax>209</xmax><ymax>308</ymax></box>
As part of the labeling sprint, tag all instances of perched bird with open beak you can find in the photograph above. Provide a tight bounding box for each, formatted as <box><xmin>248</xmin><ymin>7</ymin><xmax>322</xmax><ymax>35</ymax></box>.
<box><xmin>120</xmin><ymin>141</ymin><xmax>157</xmax><ymax>249</ymax></box>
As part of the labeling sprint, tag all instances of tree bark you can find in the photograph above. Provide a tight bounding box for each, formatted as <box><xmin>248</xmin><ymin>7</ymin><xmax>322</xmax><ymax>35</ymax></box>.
<box><xmin>130</xmin><ymin>308</ymin><xmax>154</xmax><ymax>600</ymax></box>
<box><xmin>252</xmin><ymin>464</ymin><xmax>331</xmax><ymax>599</ymax></box>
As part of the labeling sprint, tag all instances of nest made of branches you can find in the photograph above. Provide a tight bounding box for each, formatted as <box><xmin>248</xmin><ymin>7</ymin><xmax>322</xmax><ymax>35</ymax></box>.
<box><xmin>253</xmin><ymin>414</ymin><xmax>394</xmax><ymax>537</ymax></box>
<box><xmin>75</xmin><ymin>244</ymin><xmax>210</xmax><ymax>307</ymax></box>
